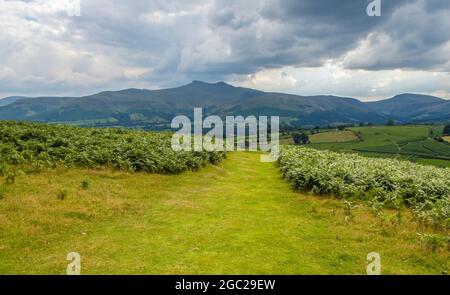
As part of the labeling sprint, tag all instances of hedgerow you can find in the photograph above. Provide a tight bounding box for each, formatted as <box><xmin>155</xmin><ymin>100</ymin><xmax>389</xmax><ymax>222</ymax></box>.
<box><xmin>278</xmin><ymin>146</ymin><xmax>450</xmax><ymax>228</ymax></box>
<box><xmin>0</xmin><ymin>121</ymin><xmax>225</xmax><ymax>174</ymax></box>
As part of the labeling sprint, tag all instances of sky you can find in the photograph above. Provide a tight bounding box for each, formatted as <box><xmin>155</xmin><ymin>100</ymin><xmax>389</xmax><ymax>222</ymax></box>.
<box><xmin>0</xmin><ymin>0</ymin><xmax>449</xmax><ymax>101</ymax></box>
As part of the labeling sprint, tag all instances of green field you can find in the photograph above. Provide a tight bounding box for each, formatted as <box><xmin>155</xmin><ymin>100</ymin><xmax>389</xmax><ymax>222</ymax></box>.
<box><xmin>0</xmin><ymin>152</ymin><xmax>448</xmax><ymax>274</ymax></box>
<box><xmin>281</xmin><ymin>130</ymin><xmax>359</xmax><ymax>144</ymax></box>
<box><xmin>284</xmin><ymin>125</ymin><xmax>450</xmax><ymax>167</ymax></box>
<box><xmin>310</xmin><ymin>130</ymin><xmax>359</xmax><ymax>143</ymax></box>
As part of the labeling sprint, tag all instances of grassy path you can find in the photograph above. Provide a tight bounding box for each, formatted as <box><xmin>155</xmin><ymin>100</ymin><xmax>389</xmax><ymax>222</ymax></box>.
<box><xmin>0</xmin><ymin>152</ymin><xmax>448</xmax><ymax>274</ymax></box>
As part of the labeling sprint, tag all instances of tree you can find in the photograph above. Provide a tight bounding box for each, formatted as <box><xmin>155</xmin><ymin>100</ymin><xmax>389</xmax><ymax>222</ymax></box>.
<box><xmin>292</xmin><ymin>132</ymin><xmax>302</xmax><ymax>144</ymax></box>
<box><xmin>386</xmin><ymin>118</ymin><xmax>395</xmax><ymax>126</ymax></box>
<box><xmin>293</xmin><ymin>132</ymin><xmax>310</xmax><ymax>145</ymax></box>
<box><xmin>337</xmin><ymin>125</ymin><xmax>345</xmax><ymax>131</ymax></box>
<box><xmin>443</xmin><ymin>124</ymin><xmax>450</xmax><ymax>136</ymax></box>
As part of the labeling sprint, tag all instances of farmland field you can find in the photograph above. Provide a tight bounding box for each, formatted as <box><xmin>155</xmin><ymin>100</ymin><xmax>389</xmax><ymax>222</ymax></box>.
<box><xmin>283</xmin><ymin>125</ymin><xmax>450</xmax><ymax>167</ymax></box>
<box><xmin>309</xmin><ymin>130</ymin><xmax>359</xmax><ymax>143</ymax></box>
<box><xmin>444</xmin><ymin>136</ymin><xmax>450</xmax><ymax>143</ymax></box>
<box><xmin>281</xmin><ymin>130</ymin><xmax>359</xmax><ymax>144</ymax></box>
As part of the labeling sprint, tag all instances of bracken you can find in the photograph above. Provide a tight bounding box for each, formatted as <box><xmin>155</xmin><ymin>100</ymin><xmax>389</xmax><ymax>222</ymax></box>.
<box><xmin>278</xmin><ymin>146</ymin><xmax>450</xmax><ymax>228</ymax></box>
<box><xmin>0</xmin><ymin>121</ymin><xmax>225</xmax><ymax>175</ymax></box>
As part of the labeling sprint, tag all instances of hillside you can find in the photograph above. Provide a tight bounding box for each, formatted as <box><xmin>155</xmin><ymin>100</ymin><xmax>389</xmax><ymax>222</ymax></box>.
<box><xmin>0</xmin><ymin>82</ymin><xmax>449</xmax><ymax>128</ymax></box>
<box><xmin>0</xmin><ymin>96</ymin><xmax>26</xmax><ymax>107</ymax></box>
<box><xmin>367</xmin><ymin>94</ymin><xmax>450</xmax><ymax>122</ymax></box>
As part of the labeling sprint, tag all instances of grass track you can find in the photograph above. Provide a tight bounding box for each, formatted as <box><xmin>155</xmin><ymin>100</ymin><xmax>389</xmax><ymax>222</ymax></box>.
<box><xmin>0</xmin><ymin>152</ymin><xmax>448</xmax><ymax>274</ymax></box>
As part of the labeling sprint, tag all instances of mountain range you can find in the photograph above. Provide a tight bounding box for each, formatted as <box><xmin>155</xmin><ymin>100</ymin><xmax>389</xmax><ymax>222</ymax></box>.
<box><xmin>0</xmin><ymin>81</ymin><xmax>448</xmax><ymax>128</ymax></box>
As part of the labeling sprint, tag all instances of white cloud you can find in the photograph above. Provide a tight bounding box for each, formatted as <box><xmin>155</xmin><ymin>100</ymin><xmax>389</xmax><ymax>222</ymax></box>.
<box><xmin>232</xmin><ymin>63</ymin><xmax>450</xmax><ymax>101</ymax></box>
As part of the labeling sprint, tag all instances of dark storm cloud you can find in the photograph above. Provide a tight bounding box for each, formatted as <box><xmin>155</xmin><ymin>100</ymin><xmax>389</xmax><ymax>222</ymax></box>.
<box><xmin>207</xmin><ymin>0</ymin><xmax>448</xmax><ymax>74</ymax></box>
<box><xmin>342</xmin><ymin>0</ymin><xmax>450</xmax><ymax>71</ymax></box>
<box><xmin>71</xmin><ymin>0</ymin><xmax>426</xmax><ymax>79</ymax></box>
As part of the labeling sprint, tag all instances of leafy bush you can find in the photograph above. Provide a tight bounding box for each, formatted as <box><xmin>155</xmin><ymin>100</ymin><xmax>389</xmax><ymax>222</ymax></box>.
<box><xmin>278</xmin><ymin>146</ymin><xmax>450</xmax><ymax>228</ymax></box>
<box><xmin>0</xmin><ymin>121</ymin><xmax>225</xmax><ymax>174</ymax></box>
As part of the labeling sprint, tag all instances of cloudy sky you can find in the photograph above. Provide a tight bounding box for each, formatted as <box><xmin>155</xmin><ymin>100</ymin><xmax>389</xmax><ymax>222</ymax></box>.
<box><xmin>0</xmin><ymin>0</ymin><xmax>449</xmax><ymax>101</ymax></box>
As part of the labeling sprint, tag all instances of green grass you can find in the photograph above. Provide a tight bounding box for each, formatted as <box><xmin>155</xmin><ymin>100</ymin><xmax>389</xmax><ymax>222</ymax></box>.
<box><xmin>0</xmin><ymin>152</ymin><xmax>448</xmax><ymax>274</ymax></box>
<box><xmin>280</xmin><ymin>130</ymin><xmax>358</xmax><ymax>145</ymax></box>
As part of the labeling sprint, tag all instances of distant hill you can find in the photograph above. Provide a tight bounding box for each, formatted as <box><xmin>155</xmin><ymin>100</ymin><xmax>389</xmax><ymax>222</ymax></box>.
<box><xmin>0</xmin><ymin>96</ymin><xmax>26</xmax><ymax>107</ymax></box>
<box><xmin>0</xmin><ymin>81</ymin><xmax>448</xmax><ymax>128</ymax></box>
<box><xmin>367</xmin><ymin>93</ymin><xmax>450</xmax><ymax>122</ymax></box>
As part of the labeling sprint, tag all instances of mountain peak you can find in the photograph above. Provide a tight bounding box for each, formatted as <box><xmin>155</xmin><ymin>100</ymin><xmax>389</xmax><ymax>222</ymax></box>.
<box><xmin>190</xmin><ymin>80</ymin><xmax>234</xmax><ymax>87</ymax></box>
<box><xmin>215</xmin><ymin>81</ymin><xmax>232</xmax><ymax>86</ymax></box>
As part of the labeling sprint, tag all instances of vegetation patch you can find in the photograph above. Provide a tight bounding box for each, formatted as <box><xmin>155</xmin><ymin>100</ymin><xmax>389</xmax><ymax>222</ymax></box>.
<box><xmin>0</xmin><ymin>121</ymin><xmax>225</xmax><ymax>174</ymax></box>
<box><xmin>278</xmin><ymin>146</ymin><xmax>450</xmax><ymax>228</ymax></box>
